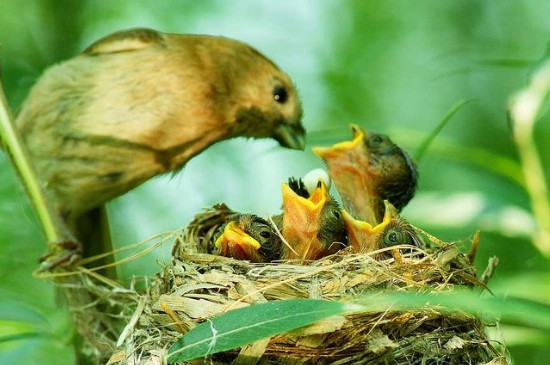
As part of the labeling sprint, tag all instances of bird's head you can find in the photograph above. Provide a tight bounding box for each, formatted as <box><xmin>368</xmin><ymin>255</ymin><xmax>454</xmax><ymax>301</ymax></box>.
<box><xmin>313</xmin><ymin>124</ymin><xmax>417</xmax><ymax>225</ymax></box>
<box><xmin>219</xmin><ymin>41</ymin><xmax>305</xmax><ymax>150</ymax></box>
<box><xmin>213</xmin><ymin>214</ymin><xmax>280</xmax><ymax>262</ymax></box>
<box><xmin>343</xmin><ymin>200</ymin><xmax>420</xmax><ymax>254</ymax></box>
<box><xmin>281</xmin><ymin>179</ymin><xmax>346</xmax><ymax>260</ymax></box>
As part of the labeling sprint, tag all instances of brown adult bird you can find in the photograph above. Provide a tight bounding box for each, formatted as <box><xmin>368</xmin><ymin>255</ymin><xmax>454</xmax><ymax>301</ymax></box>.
<box><xmin>313</xmin><ymin>124</ymin><xmax>417</xmax><ymax>226</ymax></box>
<box><xmin>213</xmin><ymin>214</ymin><xmax>281</xmax><ymax>262</ymax></box>
<box><xmin>343</xmin><ymin>200</ymin><xmax>421</xmax><ymax>254</ymax></box>
<box><xmin>278</xmin><ymin>178</ymin><xmax>347</xmax><ymax>261</ymax></box>
<box><xmin>15</xmin><ymin>28</ymin><xmax>305</xmax><ymax>274</ymax></box>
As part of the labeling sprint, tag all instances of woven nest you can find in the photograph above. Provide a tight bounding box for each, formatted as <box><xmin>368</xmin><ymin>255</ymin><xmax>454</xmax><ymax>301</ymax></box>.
<box><xmin>76</xmin><ymin>203</ymin><xmax>509</xmax><ymax>365</ymax></box>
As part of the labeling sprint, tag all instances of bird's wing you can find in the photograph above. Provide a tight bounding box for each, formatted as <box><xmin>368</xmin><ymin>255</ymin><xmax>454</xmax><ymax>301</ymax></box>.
<box><xmin>287</xmin><ymin>177</ymin><xmax>310</xmax><ymax>198</ymax></box>
<box><xmin>83</xmin><ymin>28</ymin><xmax>166</xmax><ymax>55</ymax></box>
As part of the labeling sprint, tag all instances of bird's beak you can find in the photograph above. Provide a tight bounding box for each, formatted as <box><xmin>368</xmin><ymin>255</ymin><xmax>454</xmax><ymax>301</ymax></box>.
<box><xmin>312</xmin><ymin>124</ymin><xmax>365</xmax><ymax>159</ymax></box>
<box><xmin>313</xmin><ymin>124</ymin><xmax>379</xmax><ymax>224</ymax></box>
<box><xmin>281</xmin><ymin>181</ymin><xmax>327</xmax><ymax>224</ymax></box>
<box><xmin>275</xmin><ymin>123</ymin><xmax>306</xmax><ymax>150</ymax></box>
<box><xmin>308</xmin><ymin>179</ymin><xmax>329</xmax><ymax>204</ymax></box>
<box><xmin>343</xmin><ymin>200</ymin><xmax>397</xmax><ymax>253</ymax></box>
<box><xmin>281</xmin><ymin>179</ymin><xmax>328</xmax><ymax>260</ymax></box>
<box><xmin>214</xmin><ymin>221</ymin><xmax>261</xmax><ymax>260</ymax></box>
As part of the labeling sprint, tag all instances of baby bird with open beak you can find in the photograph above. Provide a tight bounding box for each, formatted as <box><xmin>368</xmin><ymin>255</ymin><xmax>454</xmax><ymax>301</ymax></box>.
<box><xmin>313</xmin><ymin>125</ymin><xmax>417</xmax><ymax>226</ymax></box>
<box><xmin>343</xmin><ymin>200</ymin><xmax>421</xmax><ymax>254</ymax></box>
<box><xmin>212</xmin><ymin>214</ymin><xmax>281</xmax><ymax>263</ymax></box>
<box><xmin>279</xmin><ymin>177</ymin><xmax>348</xmax><ymax>261</ymax></box>
<box><xmin>203</xmin><ymin>172</ymin><xmax>345</xmax><ymax>263</ymax></box>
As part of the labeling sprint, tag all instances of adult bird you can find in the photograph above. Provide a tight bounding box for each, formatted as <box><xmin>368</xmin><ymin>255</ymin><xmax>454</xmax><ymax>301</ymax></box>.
<box><xmin>313</xmin><ymin>125</ymin><xmax>417</xmax><ymax>226</ymax></box>
<box><xmin>15</xmin><ymin>28</ymin><xmax>305</xmax><ymax>275</ymax></box>
<box><xmin>343</xmin><ymin>200</ymin><xmax>422</xmax><ymax>254</ymax></box>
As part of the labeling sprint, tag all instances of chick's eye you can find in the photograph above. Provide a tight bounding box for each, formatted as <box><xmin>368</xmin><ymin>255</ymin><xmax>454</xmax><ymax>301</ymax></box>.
<box><xmin>371</xmin><ymin>135</ymin><xmax>384</xmax><ymax>146</ymax></box>
<box><xmin>273</xmin><ymin>86</ymin><xmax>288</xmax><ymax>104</ymax></box>
<box><xmin>259</xmin><ymin>230</ymin><xmax>271</xmax><ymax>239</ymax></box>
<box><xmin>332</xmin><ymin>210</ymin><xmax>341</xmax><ymax>219</ymax></box>
<box><xmin>384</xmin><ymin>230</ymin><xmax>405</xmax><ymax>246</ymax></box>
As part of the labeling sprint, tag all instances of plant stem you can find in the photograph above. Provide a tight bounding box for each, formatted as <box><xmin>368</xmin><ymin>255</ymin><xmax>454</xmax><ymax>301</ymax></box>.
<box><xmin>415</xmin><ymin>98</ymin><xmax>476</xmax><ymax>162</ymax></box>
<box><xmin>509</xmin><ymin>59</ymin><xmax>550</xmax><ymax>257</ymax></box>
<box><xmin>0</xmin><ymin>78</ymin><xmax>59</xmax><ymax>243</ymax></box>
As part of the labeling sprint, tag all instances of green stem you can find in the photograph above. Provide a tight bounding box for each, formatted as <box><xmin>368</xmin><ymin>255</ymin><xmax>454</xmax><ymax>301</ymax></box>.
<box><xmin>509</xmin><ymin>59</ymin><xmax>550</xmax><ymax>257</ymax></box>
<box><xmin>0</xmin><ymin>79</ymin><xmax>59</xmax><ymax>243</ymax></box>
<box><xmin>415</xmin><ymin>98</ymin><xmax>476</xmax><ymax>162</ymax></box>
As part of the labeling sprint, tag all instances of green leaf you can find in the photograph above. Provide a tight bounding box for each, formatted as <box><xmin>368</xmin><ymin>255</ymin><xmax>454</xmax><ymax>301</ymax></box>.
<box><xmin>395</xmin><ymin>131</ymin><xmax>524</xmax><ymax>187</ymax></box>
<box><xmin>167</xmin><ymin>291</ymin><xmax>550</xmax><ymax>362</ymax></box>
<box><xmin>0</xmin><ymin>302</ymin><xmax>49</xmax><ymax>324</ymax></box>
<box><xmin>352</xmin><ymin>290</ymin><xmax>550</xmax><ymax>330</ymax></box>
<box><xmin>492</xmin><ymin>273</ymin><xmax>550</xmax><ymax>303</ymax></box>
<box><xmin>167</xmin><ymin>298</ymin><xmax>361</xmax><ymax>362</ymax></box>
<box><xmin>477</xmin><ymin>58</ymin><xmax>533</xmax><ymax>68</ymax></box>
<box><xmin>415</xmin><ymin>99</ymin><xmax>476</xmax><ymax>161</ymax></box>
<box><xmin>0</xmin><ymin>332</ymin><xmax>45</xmax><ymax>344</ymax></box>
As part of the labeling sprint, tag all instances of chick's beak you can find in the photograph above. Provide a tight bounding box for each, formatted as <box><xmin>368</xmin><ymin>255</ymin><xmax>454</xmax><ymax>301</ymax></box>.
<box><xmin>343</xmin><ymin>200</ymin><xmax>397</xmax><ymax>253</ymax></box>
<box><xmin>281</xmin><ymin>180</ymin><xmax>328</xmax><ymax>260</ymax></box>
<box><xmin>313</xmin><ymin>124</ymin><xmax>380</xmax><ymax>224</ymax></box>
<box><xmin>214</xmin><ymin>221</ymin><xmax>261</xmax><ymax>260</ymax></box>
<box><xmin>282</xmin><ymin>179</ymin><xmax>328</xmax><ymax>216</ymax></box>
<box><xmin>275</xmin><ymin>123</ymin><xmax>306</xmax><ymax>150</ymax></box>
<box><xmin>308</xmin><ymin>179</ymin><xmax>328</xmax><ymax>204</ymax></box>
<box><xmin>312</xmin><ymin>124</ymin><xmax>365</xmax><ymax>159</ymax></box>
<box><xmin>281</xmin><ymin>182</ymin><xmax>326</xmax><ymax>228</ymax></box>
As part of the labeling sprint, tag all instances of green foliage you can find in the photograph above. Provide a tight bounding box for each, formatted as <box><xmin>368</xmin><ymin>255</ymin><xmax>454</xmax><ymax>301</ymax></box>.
<box><xmin>414</xmin><ymin>99</ymin><xmax>477</xmax><ymax>161</ymax></box>
<box><xmin>168</xmin><ymin>299</ymin><xmax>357</xmax><ymax>362</ymax></box>
<box><xmin>167</xmin><ymin>290</ymin><xmax>550</xmax><ymax>362</ymax></box>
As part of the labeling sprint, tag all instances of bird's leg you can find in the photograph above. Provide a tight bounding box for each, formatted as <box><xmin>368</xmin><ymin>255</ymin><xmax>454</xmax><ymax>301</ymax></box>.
<box><xmin>38</xmin><ymin>240</ymin><xmax>82</xmax><ymax>272</ymax></box>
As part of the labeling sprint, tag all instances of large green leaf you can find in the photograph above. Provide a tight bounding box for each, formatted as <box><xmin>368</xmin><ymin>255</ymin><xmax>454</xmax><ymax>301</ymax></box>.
<box><xmin>352</xmin><ymin>290</ymin><xmax>550</xmax><ymax>330</ymax></box>
<box><xmin>167</xmin><ymin>298</ymin><xmax>361</xmax><ymax>362</ymax></box>
<box><xmin>169</xmin><ymin>289</ymin><xmax>550</xmax><ymax>362</ymax></box>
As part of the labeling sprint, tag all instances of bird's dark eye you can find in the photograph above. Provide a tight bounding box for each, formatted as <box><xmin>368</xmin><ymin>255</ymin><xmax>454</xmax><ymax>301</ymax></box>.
<box><xmin>273</xmin><ymin>86</ymin><xmax>288</xmax><ymax>104</ymax></box>
<box><xmin>383</xmin><ymin>229</ymin><xmax>404</xmax><ymax>247</ymax></box>
<box><xmin>371</xmin><ymin>135</ymin><xmax>384</xmax><ymax>145</ymax></box>
<box><xmin>332</xmin><ymin>210</ymin><xmax>341</xmax><ymax>219</ymax></box>
<box><xmin>259</xmin><ymin>230</ymin><xmax>271</xmax><ymax>239</ymax></box>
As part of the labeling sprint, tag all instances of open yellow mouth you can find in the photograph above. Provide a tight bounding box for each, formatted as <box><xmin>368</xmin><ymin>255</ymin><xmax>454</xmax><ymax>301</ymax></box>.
<box><xmin>281</xmin><ymin>178</ymin><xmax>328</xmax><ymax>213</ymax></box>
<box><xmin>312</xmin><ymin>124</ymin><xmax>365</xmax><ymax>159</ymax></box>
<box><xmin>308</xmin><ymin>179</ymin><xmax>328</xmax><ymax>204</ymax></box>
<box><xmin>312</xmin><ymin>124</ymin><xmax>381</xmax><ymax>225</ymax></box>
<box><xmin>215</xmin><ymin>221</ymin><xmax>261</xmax><ymax>250</ymax></box>
<box><xmin>281</xmin><ymin>178</ymin><xmax>331</xmax><ymax>260</ymax></box>
<box><xmin>343</xmin><ymin>201</ymin><xmax>398</xmax><ymax>253</ymax></box>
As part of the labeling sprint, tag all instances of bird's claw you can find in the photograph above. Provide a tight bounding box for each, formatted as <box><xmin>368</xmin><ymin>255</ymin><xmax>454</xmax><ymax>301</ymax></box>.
<box><xmin>38</xmin><ymin>240</ymin><xmax>82</xmax><ymax>272</ymax></box>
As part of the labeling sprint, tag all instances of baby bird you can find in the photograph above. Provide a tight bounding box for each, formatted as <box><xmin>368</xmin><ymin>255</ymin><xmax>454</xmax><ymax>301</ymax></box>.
<box><xmin>15</xmin><ymin>28</ymin><xmax>305</xmax><ymax>273</ymax></box>
<box><xmin>279</xmin><ymin>178</ymin><xmax>347</xmax><ymax>261</ymax></box>
<box><xmin>343</xmin><ymin>200</ymin><xmax>421</xmax><ymax>254</ymax></box>
<box><xmin>213</xmin><ymin>214</ymin><xmax>281</xmax><ymax>262</ymax></box>
<box><xmin>314</xmin><ymin>124</ymin><xmax>417</xmax><ymax>225</ymax></box>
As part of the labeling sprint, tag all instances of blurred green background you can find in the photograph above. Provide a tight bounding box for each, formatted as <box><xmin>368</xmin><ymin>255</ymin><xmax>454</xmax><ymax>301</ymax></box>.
<box><xmin>1</xmin><ymin>1</ymin><xmax>550</xmax><ymax>364</ymax></box>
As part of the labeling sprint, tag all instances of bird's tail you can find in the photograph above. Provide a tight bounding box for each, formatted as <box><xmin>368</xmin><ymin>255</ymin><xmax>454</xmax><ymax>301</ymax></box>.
<box><xmin>76</xmin><ymin>205</ymin><xmax>117</xmax><ymax>279</ymax></box>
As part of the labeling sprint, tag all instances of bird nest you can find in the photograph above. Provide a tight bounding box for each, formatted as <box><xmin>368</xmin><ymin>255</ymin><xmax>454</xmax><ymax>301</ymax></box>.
<box><xmin>82</xmin><ymin>204</ymin><xmax>509</xmax><ymax>365</ymax></box>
